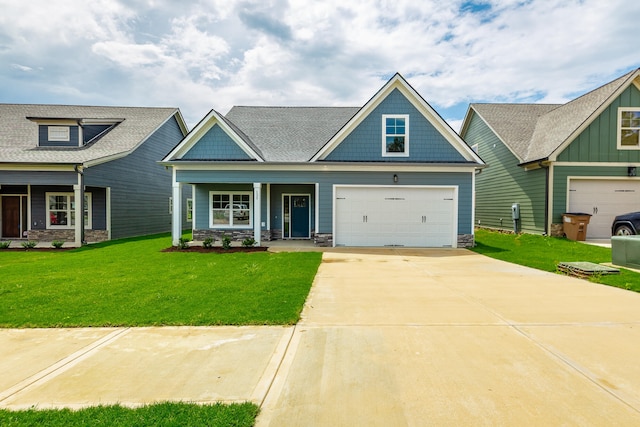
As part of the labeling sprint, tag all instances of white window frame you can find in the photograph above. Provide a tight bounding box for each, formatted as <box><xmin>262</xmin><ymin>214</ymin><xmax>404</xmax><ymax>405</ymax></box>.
<box><xmin>618</xmin><ymin>107</ymin><xmax>640</xmax><ymax>150</ymax></box>
<box><xmin>209</xmin><ymin>191</ymin><xmax>253</xmax><ymax>228</ymax></box>
<box><xmin>382</xmin><ymin>114</ymin><xmax>409</xmax><ymax>157</ymax></box>
<box><xmin>46</xmin><ymin>192</ymin><xmax>92</xmax><ymax>229</ymax></box>
<box><xmin>48</xmin><ymin>126</ymin><xmax>70</xmax><ymax>142</ymax></box>
<box><xmin>186</xmin><ymin>198</ymin><xmax>193</xmax><ymax>222</ymax></box>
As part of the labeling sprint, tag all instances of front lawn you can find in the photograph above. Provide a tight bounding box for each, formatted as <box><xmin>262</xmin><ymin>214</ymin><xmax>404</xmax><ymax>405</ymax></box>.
<box><xmin>472</xmin><ymin>229</ymin><xmax>640</xmax><ymax>292</ymax></box>
<box><xmin>0</xmin><ymin>402</ymin><xmax>258</xmax><ymax>427</ymax></box>
<box><xmin>0</xmin><ymin>234</ymin><xmax>322</xmax><ymax>327</ymax></box>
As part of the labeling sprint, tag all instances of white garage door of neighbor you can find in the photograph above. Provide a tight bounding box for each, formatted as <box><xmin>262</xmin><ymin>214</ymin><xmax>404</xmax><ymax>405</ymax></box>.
<box><xmin>568</xmin><ymin>179</ymin><xmax>640</xmax><ymax>239</ymax></box>
<box><xmin>334</xmin><ymin>186</ymin><xmax>457</xmax><ymax>247</ymax></box>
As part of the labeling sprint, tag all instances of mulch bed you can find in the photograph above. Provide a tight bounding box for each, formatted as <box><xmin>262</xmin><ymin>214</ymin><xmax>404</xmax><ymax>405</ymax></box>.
<box><xmin>162</xmin><ymin>246</ymin><xmax>269</xmax><ymax>253</ymax></box>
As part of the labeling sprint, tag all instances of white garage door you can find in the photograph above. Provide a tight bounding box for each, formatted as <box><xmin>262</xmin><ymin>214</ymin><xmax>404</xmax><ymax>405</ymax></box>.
<box><xmin>334</xmin><ymin>186</ymin><xmax>457</xmax><ymax>247</ymax></box>
<box><xmin>568</xmin><ymin>179</ymin><xmax>640</xmax><ymax>238</ymax></box>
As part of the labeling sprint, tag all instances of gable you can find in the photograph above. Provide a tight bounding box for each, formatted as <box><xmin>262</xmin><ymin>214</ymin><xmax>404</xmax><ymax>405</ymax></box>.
<box><xmin>557</xmin><ymin>83</ymin><xmax>640</xmax><ymax>163</ymax></box>
<box><xmin>181</xmin><ymin>123</ymin><xmax>253</xmax><ymax>160</ymax></box>
<box><xmin>323</xmin><ymin>89</ymin><xmax>467</xmax><ymax>163</ymax></box>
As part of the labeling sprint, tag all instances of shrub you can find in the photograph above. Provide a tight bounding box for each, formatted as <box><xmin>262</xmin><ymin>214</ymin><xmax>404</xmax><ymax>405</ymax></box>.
<box><xmin>0</xmin><ymin>241</ymin><xmax>10</xmax><ymax>249</ymax></box>
<box><xmin>241</xmin><ymin>237</ymin><xmax>256</xmax><ymax>248</ymax></box>
<box><xmin>51</xmin><ymin>240</ymin><xmax>65</xmax><ymax>249</ymax></box>
<box><xmin>177</xmin><ymin>237</ymin><xmax>190</xmax><ymax>250</ymax></box>
<box><xmin>202</xmin><ymin>237</ymin><xmax>215</xmax><ymax>248</ymax></box>
<box><xmin>21</xmin><ymin>241</ymin><xmax>37</xmax><ymax>250</ymax></box>
<box><xmin>221</xmin><ymin>235</ymin><xmax>232</xmax><ymax>250</ymax></box>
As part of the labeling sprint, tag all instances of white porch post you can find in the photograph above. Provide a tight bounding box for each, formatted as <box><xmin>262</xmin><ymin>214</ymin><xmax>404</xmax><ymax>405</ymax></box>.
<box><xmin>73</xmin><ymin>183</ymin><xmax>82</xmax><ymax>247</ymax></box>
<box><xmin>106</xmin><ymin>187</ymin><xmax>112</xmax><ymax>240</ymax></box>
<box><xmin>253</xmin><ymin>182</ymin><xmax>262</xmax><ymax>246</ymax></box>
<box><xmin>172</xmin><ymin>181</ymin><xmax>182</xmax><ymax>246</ymax></box>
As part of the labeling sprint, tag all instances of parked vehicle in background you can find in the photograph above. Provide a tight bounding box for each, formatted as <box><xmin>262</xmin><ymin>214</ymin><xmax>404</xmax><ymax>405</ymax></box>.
<box><xmin>611</xmin><ymin>212</ymin><xmax>640</xmax><ymax>235</ymax></box>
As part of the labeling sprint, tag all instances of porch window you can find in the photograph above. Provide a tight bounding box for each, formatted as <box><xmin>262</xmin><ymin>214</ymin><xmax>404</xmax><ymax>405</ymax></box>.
<box><xmin>46</xmin><ymin>193</ymin><xmax>91</xmax><ymax>229</ymax></box>
<box><xmin>382</xmin><ymin>114</ymin><xmax>409</xmax><ymax>157</ymax></box>
<box><xmin>618</xmin><ymin>108</ymin><xmax>640</xmax><ymax>149</ymax></box>
<box><xmin>210</xmin><ymin>192</ymin><xmax>252</xmax><ymax>228</ymax></box>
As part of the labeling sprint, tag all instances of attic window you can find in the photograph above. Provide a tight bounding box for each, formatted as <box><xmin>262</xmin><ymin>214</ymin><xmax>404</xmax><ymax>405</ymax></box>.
<box><xmin>382</xmin><ymin>115</ymin><xmax>409</xmax><ymax>157</ymax></box>
<box><xmin>618</xmin><ymin>108</ymin><xmax>640</xmax><ymax>149</ymax></box>
<box><xmin>48</xmin><ymin>126</ymin><xmax>70</xmax><ymax>142</ymax></box>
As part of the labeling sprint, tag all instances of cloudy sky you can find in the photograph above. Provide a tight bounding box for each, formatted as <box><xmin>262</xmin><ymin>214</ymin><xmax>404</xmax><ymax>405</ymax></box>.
<box><xmin>0</xmin><ymin>0</ymin><xmax>638</xmax><ymax>130</ymax></box>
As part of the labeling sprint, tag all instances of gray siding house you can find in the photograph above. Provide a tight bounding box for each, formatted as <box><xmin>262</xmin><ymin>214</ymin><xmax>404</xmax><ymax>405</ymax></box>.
<box><xmin>460</xmin><ymin>68</ymin><xmax>640</xmax><ymax>239</ymax></box>
<box><xmin>0</xmin><ymin>104</ymin><xmax>189</xmax><ymax>246</ymax></box>
<box><xmin>163</xmin><ymin>74</ymin><xmax>484</xmax><ymax>248</ymax></box>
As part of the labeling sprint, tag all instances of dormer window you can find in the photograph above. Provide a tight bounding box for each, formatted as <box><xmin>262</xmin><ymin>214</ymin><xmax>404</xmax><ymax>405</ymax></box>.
<box><xmin>48</xmin><ymin>126</ymin><xmax>70</xmax><ymax>142</ymax></box>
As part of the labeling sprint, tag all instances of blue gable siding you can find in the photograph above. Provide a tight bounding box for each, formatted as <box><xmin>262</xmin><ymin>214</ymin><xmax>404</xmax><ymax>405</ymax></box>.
<box><xmin>182</xmin><ymin>124</ymin><xmax>252</xmax><ymax>160</ymax></box>
<box><xmin>324</xmin><ymin>89</ymin><xmax>466</xmax><ymax>163</ymax></box>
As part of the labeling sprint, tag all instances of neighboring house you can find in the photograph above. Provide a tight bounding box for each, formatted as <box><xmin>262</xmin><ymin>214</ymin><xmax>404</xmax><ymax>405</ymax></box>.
<box><xmin>162</xmin><ymin>73</ymin><xmax>484</xmax><ymax>248</ymax></box>
<box><xmin>460</xmin><ymin>68</ymin><xmax>640</xmax><ymax>239</ymax></box>
<box><xmin>0</xmin><ymin>104</ymin><xmax>190</xmax><ymax>246</ymax></box>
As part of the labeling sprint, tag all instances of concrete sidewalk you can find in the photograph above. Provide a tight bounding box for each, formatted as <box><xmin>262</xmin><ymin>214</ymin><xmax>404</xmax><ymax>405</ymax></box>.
<box><xmin>2</xmin><ymin>249</ymin><xmax>640</xmax><ymax>425</ymax></box>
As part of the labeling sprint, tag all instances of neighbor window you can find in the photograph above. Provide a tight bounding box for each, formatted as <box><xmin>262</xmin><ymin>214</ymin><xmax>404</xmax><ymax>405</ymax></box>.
<box><xmin>46</xmin><ymin>193</ymin><xmax>91</xmax><ymax>229</ymax></box>
<box><xmin>210</xmin><ymin>192</ymin><xmax>252</xmax><ymax>228</ymax></box>
<box><xmin>618</xmin><ymin>108</ymin><xmax>640</xmax><ymax>149</ymax></box>
<box><xmin>382</xmin><ymin>114</ymin><xmax>409</xmax><ymax>157</ymax></box>
<box><xmin>186</xmin><ymin>198</ymin><xmax>193</xmax><ymax>222</ymax></box>
<box><xmin>48</xmin><ymin>126</ymin><xmax>70</xmax><ymax>142</ymax></box>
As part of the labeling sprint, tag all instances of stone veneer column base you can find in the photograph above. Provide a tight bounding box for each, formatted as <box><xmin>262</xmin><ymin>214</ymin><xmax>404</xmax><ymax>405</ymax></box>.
<box><xmin>457</xmin><ymin>234</ymin><xmax>475</xmax><ymax>248</ymax></box>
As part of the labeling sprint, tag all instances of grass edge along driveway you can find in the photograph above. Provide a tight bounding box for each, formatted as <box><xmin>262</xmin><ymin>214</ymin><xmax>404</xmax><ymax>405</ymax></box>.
<box><xmin>0</xmin><ymin>233</ymin><xmax>322</xmax><ymax>328</ymax></box>
<box><xmin>472</xmin><ymin>228</ymin><xmax>640</xmax><ymax>292</ymax></box>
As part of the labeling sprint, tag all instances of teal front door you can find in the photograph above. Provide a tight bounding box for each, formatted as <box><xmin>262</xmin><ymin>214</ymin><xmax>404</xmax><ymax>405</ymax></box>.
<box><xmin>283</xmin><ymin>194</ymin><xmax>310</xmax><ymax>238</ymax></box>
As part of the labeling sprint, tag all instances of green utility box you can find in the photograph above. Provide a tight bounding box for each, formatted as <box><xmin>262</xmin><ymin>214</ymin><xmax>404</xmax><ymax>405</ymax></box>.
<box><xmin>612</xmin><ymin>236</ymin><xmax>640</xmax><ymax>270</ymax></box>
<box><xmin>562</xmin><ymin>213</ymin><xmax>592</xmax><ymax>241</ymax></box>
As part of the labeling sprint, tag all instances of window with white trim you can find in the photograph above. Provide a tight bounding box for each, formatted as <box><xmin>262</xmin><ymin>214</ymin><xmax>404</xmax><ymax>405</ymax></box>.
<box><xmin>48</xmin><ymin>126</ymin><xmax>70</xmax><ymax>142</ymax></box>
<box><xmin>210</xmin><ymin>192</ymin><xmax>252</xmax><ymax>228</ymax></box>
<box><xmin>618</xmin><ymin>108</ymin><xmax>640</xmax><ymax>149</ymax></box>
<box><xmin>186</xmin><ymin>198</ymin><xmax>193</xmax><ymax>222</ymax></box>
<box><xmin>46</xmin><ymin>193</ymin><xmax>92</xmax><ymax>229</ymax></box>
<box><xmin>382</xmin><ymin>114</ymin><xmax>409</xmax><ymax>157</ymax></box>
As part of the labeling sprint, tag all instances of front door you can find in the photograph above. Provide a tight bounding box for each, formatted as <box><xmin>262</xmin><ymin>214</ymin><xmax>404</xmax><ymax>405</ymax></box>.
<box><xmin>283</xmin><ymin>194</ymin><xmax>310</xmax><ymax>238</ymax></box>
<box><xmin>1</xmin><ymin>196</ymin><xmax>20</xmax><ymax>238</ymax></box>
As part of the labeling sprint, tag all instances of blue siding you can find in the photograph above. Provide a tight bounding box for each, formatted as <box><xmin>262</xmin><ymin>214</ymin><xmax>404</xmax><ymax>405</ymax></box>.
<box><xmin>179</xmin><ymin>170</ymin><xmax>473</xmax><ymax>234</ymax></box>
<box><xmin>39</xmin><ymin>125</ymin><xmax>79</xmax><ymax>147</ymax></box>
<box><xmin>182</xmin><ymin>124</ymin><xmax>252</xmax><ymax>160</ymax></box>
<box><xmin>85</xmin><ymin>116</ymin><xmax>190</xmax><ymax>239</ymax></box>
<box><xmin>0</xmin><ymin>171</ymin><xmax>77</xmax><ymax>185</ymax></box>
<box><xmin>324</xmin><ymin>89</ymin><xmax>466</xmax><ymax>163</ymax></box>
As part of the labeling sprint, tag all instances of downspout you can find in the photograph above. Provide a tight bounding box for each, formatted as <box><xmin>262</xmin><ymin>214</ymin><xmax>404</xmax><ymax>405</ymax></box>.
<box><xmin>539</xmin><ymin>160</ymin><xmax>549</xmax><ymax>236</ymax></box>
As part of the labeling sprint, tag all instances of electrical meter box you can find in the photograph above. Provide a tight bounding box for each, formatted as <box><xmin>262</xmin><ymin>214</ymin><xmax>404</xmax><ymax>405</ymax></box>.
<box><xmin>511</xmin><ymin>203</ymin><xmax>520</xmax><ymax>220</ymax></box>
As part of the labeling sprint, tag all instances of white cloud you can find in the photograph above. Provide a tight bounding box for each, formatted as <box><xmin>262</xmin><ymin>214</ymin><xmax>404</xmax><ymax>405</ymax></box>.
<box><xmin>0</xmin><ymin>0</ymin><xmax>638</xmax><ymax>128</ymax></box>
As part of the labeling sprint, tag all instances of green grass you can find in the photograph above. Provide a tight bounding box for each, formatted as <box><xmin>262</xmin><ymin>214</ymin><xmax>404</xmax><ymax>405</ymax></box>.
<box><xmin>472</xmin><ymin>229</ymin><xmax>640</xmax><ymax>292</ymax></box>
<box><xmin>0</xmin><ymin>234</ymin><xmax>322</xmax><ymax>327</ymax></box>
<box><xmin>0</xmin><ymin>402</ymin><xmax>258</xmax><ymax>427</ymax></box>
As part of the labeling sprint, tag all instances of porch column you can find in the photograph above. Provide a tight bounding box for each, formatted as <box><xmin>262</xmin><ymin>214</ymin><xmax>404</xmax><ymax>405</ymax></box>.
<box><xmin>253</xmin><ymin>182</ymin><xmax>261</xmax><ymax>246</ymax></box>
<box><xmin>73</xmin><ymin>184</ymin><xmax>83</xmax><ymax>247</ymax></box>
<box><xmin>172</xmin><ymin>181</ymin><xmax>182</xmax><ymax>246</ymax></box>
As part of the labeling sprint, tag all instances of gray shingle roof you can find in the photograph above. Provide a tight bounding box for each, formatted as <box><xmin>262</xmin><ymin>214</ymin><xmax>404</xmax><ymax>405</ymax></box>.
<box><xmin>0</xmin><ymin>104</ymin><xmax>181</xmax><ymax>165</ymax></box>
<box><xmin>225</xmin><ymin>106</ymin><xmax>360</xmax><ymax>162</ymax></box>
<box><xmin>469</xmin><ymin>69</ymin><xmax>639</xmax><ymax>164</ymax></box>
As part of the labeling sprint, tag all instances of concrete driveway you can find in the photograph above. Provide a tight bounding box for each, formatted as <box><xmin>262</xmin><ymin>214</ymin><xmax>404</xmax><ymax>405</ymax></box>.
<box><xmin>2</xmin><ymin>248</ymin><xmax>640</xmax><ymax>426</ymax></box>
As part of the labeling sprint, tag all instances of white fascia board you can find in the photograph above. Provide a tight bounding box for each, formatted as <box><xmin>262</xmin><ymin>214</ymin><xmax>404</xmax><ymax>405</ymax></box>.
<box><xmin>548</xmin><ymin>69</ymin><xmax>640</xmax><ymax>162</ymax></box>
<box><xmin>163</xmin><ymin>110</ymin><xmax>263</xmax><ymax>162</ymax></box>
<box><xmin>169</xmin><ymin>161</ymin><xmax>480</xmax><ymax>173</ymax></box>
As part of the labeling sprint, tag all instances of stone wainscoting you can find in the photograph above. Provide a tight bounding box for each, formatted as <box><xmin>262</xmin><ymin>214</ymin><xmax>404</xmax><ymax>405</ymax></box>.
<box><xmin>457</xmin><ymin>234</ymin><xmax>475</xmax><ymax>248</ymax></box>
<box><xmin>314</xmin><ymin>233</ymin><xmax>333</xmax><ymax>247</ymax></box>
<box><xmin>27</xmin><ymin>229</ymin><xmax>109</xmax><ymax>243</ymax></box>
<box><xmin>193</xmin><ymin>229</ymin><xmax>272</xmax><ymax>243</ymax></box>
<box><xmin>550</xmin><ymin>223</ymin><xmax>564</xmax><ymax>237</ymax></box>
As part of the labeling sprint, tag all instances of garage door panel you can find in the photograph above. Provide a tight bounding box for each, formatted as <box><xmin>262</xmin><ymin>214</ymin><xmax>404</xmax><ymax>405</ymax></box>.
<box><xmin>568</xmin><ymin>179</ymin><xmax>640</xmax><ymax>239</ymax></box>
<box><xmin>334</xmin><ymin>186</ymin><xmax>456</xmax><ymax>247</ymax></box>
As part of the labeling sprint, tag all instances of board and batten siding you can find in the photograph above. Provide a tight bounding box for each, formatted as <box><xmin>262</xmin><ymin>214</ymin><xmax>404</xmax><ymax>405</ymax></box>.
<box><xmin>464</xmin><ymin>111</ymin><xmax>546</xmax><ymax>234</ymax></box>
<box><xmin>85</xmin><ymin>115</ymin><xmax>189</xmax><ymax>239</ymax></box>
<box><xmin>323</xmin><ymin>88</ymin><xmax>467</xmax><ymax>163</ymax></box>
<box><xmin>557</xmin><ymin>84</ymin><xmax>640</xmax><ymax>163</ymax></box>
<box><xmin>178</xmin><ymin>169</ymin><xmax>474</xmax><ymax>235</ymax></box>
